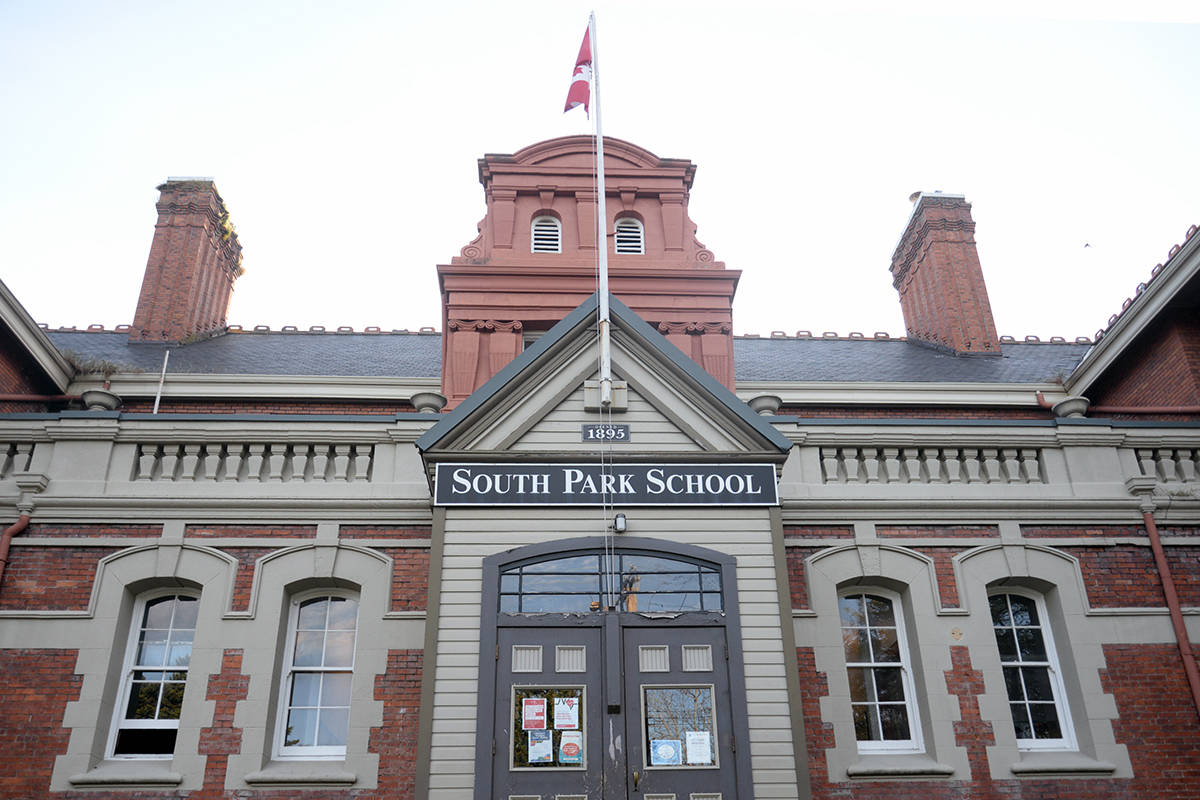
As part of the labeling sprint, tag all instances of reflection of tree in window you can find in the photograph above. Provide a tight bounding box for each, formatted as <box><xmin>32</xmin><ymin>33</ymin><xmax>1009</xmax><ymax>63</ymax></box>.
<box><xmin>643</xmin><ymin>687</ymin><xmax>715</xmax><ymax>764</ymax></box>
<box><xmin>621</xmin><ymin>564</ymin><xmax>641</xmax><ymax>612</ymax></box>
<box><xmin>839</xmin><ymin>593</ymin><xmax>916</xmax><ymax>745</ymax></box>
<box><xmin>990</xmin><ymin>593</ymin><xmax>1070</xmax><ymax>745</ymax></box>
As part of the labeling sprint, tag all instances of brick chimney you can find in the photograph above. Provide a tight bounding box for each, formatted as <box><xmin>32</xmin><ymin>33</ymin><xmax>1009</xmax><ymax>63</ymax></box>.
<box><xmin>889</xmin><ymin>192</ymin><xmax>1001</xmax><ymax>356</ymax></box>
<box><xmin>129</xmin><ymin>179</ymin><xmax>243</xmax><ymax>342</ymax></box>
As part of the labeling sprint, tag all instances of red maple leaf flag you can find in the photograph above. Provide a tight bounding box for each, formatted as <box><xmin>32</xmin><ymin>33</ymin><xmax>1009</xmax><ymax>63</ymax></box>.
<box><xmin>564</xmin><ymin>26</ymin><xmax>592</xmax><ymax>115</ymax></box>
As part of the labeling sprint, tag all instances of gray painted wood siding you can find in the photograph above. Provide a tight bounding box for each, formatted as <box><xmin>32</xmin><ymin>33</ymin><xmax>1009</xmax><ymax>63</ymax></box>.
<box><xmin>511</xmin><ymin>384</ymin><xmax>702</xmax><ymax>451</ymax></box>
<box><xmin>427</xmin><ymin>509</ymin><xmax>799</xmax><ymax>800</ymax></box>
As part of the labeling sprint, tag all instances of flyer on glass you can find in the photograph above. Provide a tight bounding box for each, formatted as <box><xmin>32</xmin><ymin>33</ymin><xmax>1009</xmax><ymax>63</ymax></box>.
<box><xmin>522</xmin><ymin>697</ymin><xmax>547</xmax><ymax>730</ymax></box>
<box><xmin>553</xmin><ymin>696</ymin><xmax>580</xmax><ymax>729</ymax></box>
<box><xmin>558</xmin><ymin>730</ymin><xmax>584</xmax><ymax>764</ymax></box>
<box><xmin>685</xmin><ymin>730</ymin><xmax>713</xmax><ymax>764</ymax></box>
<box><xmin>528</xmin><ymin>729</ymin><xmax>553</xmax><ymax>763</ymax></box>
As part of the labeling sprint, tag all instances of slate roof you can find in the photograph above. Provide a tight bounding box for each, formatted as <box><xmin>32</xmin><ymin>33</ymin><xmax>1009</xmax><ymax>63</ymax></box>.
<box><xmin>45</xmin><ymin>330</ymin><xmax>1090</xmax><ymax>384</ymax></box>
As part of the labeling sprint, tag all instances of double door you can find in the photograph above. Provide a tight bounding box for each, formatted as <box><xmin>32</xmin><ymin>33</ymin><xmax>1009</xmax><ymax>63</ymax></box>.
<box><xmin>491</xmin><ymin>616</ymin><xmax>740</xmax><ymax>800</ymax></box>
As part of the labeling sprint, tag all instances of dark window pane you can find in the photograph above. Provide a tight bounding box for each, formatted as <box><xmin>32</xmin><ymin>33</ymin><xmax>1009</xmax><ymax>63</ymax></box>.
<box><xmin>293</xmin><ymin>631</ymin><xmax>324</xmax><ymax>667</ymax></box>
<box><xmin>873</xmin><ymin>668</ymin><xmax>905</xmax><ymax>702</ymax></box>
<box><xmin>285</xmin><ymin>707</ymin><xmax>318</xmax><ymax>747</ymax></box>
<box><xmin>173</xmin><ymin>596</ymin><xmax>199</xmax><ymax>629</ymax></box>
<box><xmin>327</xmin><ymin>597</ymin><xmax>358</xmax><ymax>630</ymax></box>
<box><xmin>847</xmin><ymin>667</ymin><xmax>871</xmax><ymax>702</ymax></box>
<box><xmin>1009</xmin><ymin>595</ymin><xmax>1038</xmax><ymax>626</ymax></box>
<box><xmin>114</xmin><ymin>728</ymin><xmax>176</xmax><ymax>756</ymax></box>
<box><xmin>1016</xmin><ymin>628</ymin><xmax>1047</xmax><ymax>662</ymax></box>
<box><xmin>994</xmin><ymin>629</ymin><xmax>1018</xmax><ymax>661</ymax></box>
<box><xmin>838</xmin><ymin>595</ymin><xmax>866</xmax><ymax>627</ymax></box>
<box><xmin>870</xmin><ymin>628</ymin><xmax>900</xmax><ymax>662</ymax></box>
<box><xmin>125</xmin><ymin>682</ymin><xmax>161</xmax><ymax>720</ymax></box>
<box><xmin>989</xmin><ymin>594</ymin><xmax>1011</xmax><ymax>626</ymax></box>
<box><xmin>317</xmin><ymin>707</ymin><xmax>349</xmax><ymax>746</ymax></box>
<box><xmin>524</xmin><ymin>555</ymin><xmax>598</xmax><ymax>573</ymax></box>
<box><xmin>864</xmin><ymin>595</ymin><xmax>895</xmax><ymax>627</ymax></box>
<box><xmin>1029</xmin><ymin>703</ymin><xmax>1063</xmax><ymax>739</ymax></box>
<box><xmin>521</xmin><ymin>594</ymin><xmax>597</xmax><ymax>613</ymax></box>
<box><xmin>521</xmin><ymin>573</ymin><xmax>598</xmax><ymax>593</ymax></box>
<box><xmin>297</xmin><ymin>598</ymin><xmax>328</xmax><ymax>630</ymax></box>
<box><xmin>1010</xmin><ymin>703</ymin><xmax>1033</xmax><ymax>739</ymax></box>
<box><xmin>842</xmin><ymin>628</ymin><xmax>869</xmax><ymax>663</ymax></box>
<box><xmin>290</xmin><ymin>673</ymin><xmax>321</xmax><ymax>707</ymax></box>
<box><xmin>852</xmin><ymin>704</ymin><xmax>879</xmax><ymax>740</ymax></box>
<box><xmin>143</xmin><ymin>597</ymin><xmax>175</xmax><ymax>629</ymax></box>
<box><xmin>159</xmin><ymin>682</ymin><xmax>185</xmax><ymax>719</ymax></box>
<box><xmin>878</xmin><ymin>705</ymin><xmax>911</xmax><ymax>740</ymax></box>
<box><xmin>1022</xmin><ymin>667</ymin><xmax>1054</xmax><ymax>701</ymax></box>
<box><xmin>1003</xmin><ymin>666</ymin><xmax>1024</xmax><ymax>701</ymax></box>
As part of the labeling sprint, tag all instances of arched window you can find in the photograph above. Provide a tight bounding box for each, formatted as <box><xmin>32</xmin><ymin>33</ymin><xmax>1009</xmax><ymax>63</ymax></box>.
<box><xmin>989</xmin><ymin>591</ymin><xmax>1075</xmax><ymax>750</ymax></box>
<box><xmin>531</xmin><ymin>216</ymin><xmax>562</xmax><ymax>253</ymax></box>
<box><xmin>838</xmin><ymin>590</ymin><xmax>923</xmax><ymax>752</ymax></box>
<box><xmin>614</xmin><ymin>217</ymin><xmax>644</xmax><ymax>254</ymax></box>
<box><xmin>110</xmin><ymin>591</ymin><xmax>200</xmax><ymax>758</ymax></box>
<box><xmin>276</xmin><ymin>592</ymin><xmax>360</xmax><ymax>758</ymax></box>
<box><xmin>499</xmin><ymin>551</ymin><xmax>722</xmax><ymax>614</ymax></box>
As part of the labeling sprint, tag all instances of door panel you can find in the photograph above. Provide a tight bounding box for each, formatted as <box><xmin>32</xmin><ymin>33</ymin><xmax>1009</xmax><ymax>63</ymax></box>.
<box><xmin>496</xmin><ymin>625</ymin><xmax>605</xmax><ymax>799</ymax></box>
<box><xmin>622</xmin><ymin>627</ymin><xmax>738</xmax><ymax>800</ymax></box>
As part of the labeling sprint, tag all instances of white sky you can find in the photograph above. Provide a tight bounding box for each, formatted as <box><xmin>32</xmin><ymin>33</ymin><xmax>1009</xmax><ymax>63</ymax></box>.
<box><xmin>2</xmin><ymin>1</ymin><xmax>1198</xmax><ymax>341</ymax></box>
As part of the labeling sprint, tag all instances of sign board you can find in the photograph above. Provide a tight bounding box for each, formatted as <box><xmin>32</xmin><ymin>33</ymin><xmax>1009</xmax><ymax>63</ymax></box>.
<box><xmin>434</xmin><ymin>463</ymin><xmax>778</xmax><ymax>507</ymax></box>
<box><xmin>581</xmin><ymin>423</ymin><xmax>630</xmax><ymax>442</ymax></box>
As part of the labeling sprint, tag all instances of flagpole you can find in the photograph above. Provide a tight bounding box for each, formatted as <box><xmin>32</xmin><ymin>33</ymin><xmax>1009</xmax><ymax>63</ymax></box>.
<box><xmin>589</xmin><ymin>11</ymin><xmax>613</xmax><ymax>408</ymax></box>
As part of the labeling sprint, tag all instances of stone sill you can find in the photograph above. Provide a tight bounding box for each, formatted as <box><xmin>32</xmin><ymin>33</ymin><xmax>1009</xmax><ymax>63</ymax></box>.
<box><xmin>847</xmin><ymin>754</ymin><xmax>955</xmax><ymax>778</ymax></box>
<box><xmin>69</xmin><ymin>761</ymin><xmax>183</xmax><ymax>786</ymax></box>
<box><xmin>243</xmin><ymin>761</ymin><xmax>357</xmax><ymax>785</ymax></box>
<box><xmin>1009</xmin><ymin>751</ymin><xmax>1116</xmax><ymax>775</ymax></box>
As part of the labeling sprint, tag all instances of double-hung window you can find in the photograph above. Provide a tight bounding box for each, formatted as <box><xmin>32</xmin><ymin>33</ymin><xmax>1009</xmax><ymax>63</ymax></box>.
<box><xmin>110</xmin><ymin>592</ymin><xmax>199</xmax><ymax>758</ymax></box>
<box><xmin>989</xmin><ymin>592</ymin><xmax>1075</xmax><ymax>750</ymax></box>
<box><xmin>839</xmin><ymin>591</ymin><xmax>923</xmax><ymax>752</ymax></box>
<box><xmin>276</xmin><ymin>593</ymin><xmax>359</xmax><ymax>759</ymax></box>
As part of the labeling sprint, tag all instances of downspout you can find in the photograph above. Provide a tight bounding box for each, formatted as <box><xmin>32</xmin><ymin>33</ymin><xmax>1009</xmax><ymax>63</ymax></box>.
<box><xmin>0</xmin><ymin>513</ymin><xmax>31</xmax><ymax>591</ymax></box>
<box><xmin>1141</xmin><ymin>505</ymin><xmax>1200</xmax><ymax>720</ymax></box>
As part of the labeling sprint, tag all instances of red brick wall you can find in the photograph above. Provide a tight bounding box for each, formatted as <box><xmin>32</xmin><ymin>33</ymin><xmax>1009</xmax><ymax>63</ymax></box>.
<box><xmin>369</xmin><ymin>649</ymin><xmax>424</xmax><ymax>799</ymax></box>
<box><xmin>122</xmin><ymin>398</ymin><xmax>419</xmax><ymax>414</ymax></box>
<box><xmin>1022</xmin><ymin>525</ymin><xmax>1141</xmax><ymax>538</ymax></box>
<box><xmin>187</xmin><ymin>524</ymin><xmax>316</xmax><ymax>538</ymax></box>
<box><xmin>341</xmin><ymin>526</ymin><xmax>431</xmax><ymax>540</ymax></box>
<box><xmin>0</xmin><ymin>650</ymin><xmax>82</xmax><ymax>799</ymax></box>
<box><xmin>910</xmin><ymin>546</ymin><xmax>964</xmax><ymax>607</ymax></box>
<box><xmin>1067</xmin><ymin>545</ymin><xmax>1200</xmax><ymax>608</ymax></box>
<box><xmin>878</xmin><ymin>525</ymin><xmax>998</xmax><ymax>539</ymax></box>
<box><xmin>380</xmin><ymin>548</ymin><xmax>430</xmax><ymax>612</ymax></box>
<box><xmin>1090</xmin><ymin>313</ymin><xmax>1200</xmax><ymax>413</ymax></box>
<box><xmin>22</xmin><ymin>523</ymin><xmax>161</xmax><ymax>538</ymax></box>
<box><xmin>784</xmin><ymin>525</ymin><xmax>854</xmax><ymax>539</ymax></box>
<box><xmin>0</xmin><ymin>546</ymin><xmax>109</xmax><ymax>610</ymax></box>
<box><xmin>797</xmin><ymin>642</ymin><xmax>1200</xmax><ymax>799</ymax></box>
<box><xmin>785</xmin><ymin>547</ymin><xmax>823</xmax><ymax>609</ymax></box>
<box><xmin>217</xmin><ymin>547</ymin><xmax>274</xmax><ymax>612</ymax></box>
<box><xmin>0</xmin><ymin>323</ymin><xmax>54</xmax><ymax>412</ymax></box>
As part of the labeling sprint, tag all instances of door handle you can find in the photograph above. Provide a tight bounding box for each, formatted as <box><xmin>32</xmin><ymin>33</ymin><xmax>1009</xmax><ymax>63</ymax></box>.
<box><xmin>633</xmin><ymin>769</ymin><xmax>640</xmax><ymax>790</ymax></box>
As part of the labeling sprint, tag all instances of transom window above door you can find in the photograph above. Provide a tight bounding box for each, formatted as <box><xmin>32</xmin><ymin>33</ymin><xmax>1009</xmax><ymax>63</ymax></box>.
<box><xmin>499</xmin><ymin>552</ymin><xmax>722</xmax><ymax>614</ymax></box>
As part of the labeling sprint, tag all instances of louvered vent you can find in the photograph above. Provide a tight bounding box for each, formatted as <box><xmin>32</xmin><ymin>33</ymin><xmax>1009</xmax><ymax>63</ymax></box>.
<box><xmin>614</xmin><ymin>217</ymin><xmax>644</xmax><ymax>254</ymax></box>
<box><xmin>531</xmin><ymin>216</ymin><xmax>562</xmax><ymax>253</ymax></box>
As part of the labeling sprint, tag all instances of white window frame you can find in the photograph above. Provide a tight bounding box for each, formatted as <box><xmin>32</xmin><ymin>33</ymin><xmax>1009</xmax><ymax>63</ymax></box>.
<box><xmin>614</xmin><ymin>216</ymin><xmax>645</xmax><ymax>254</ymax></box>
<box><xmin>531</xmin><ymin>215</ymin><xmax>562</xmax><ymax>253</ymax></box>
<box><xmin>988</xmin><ymin>590</ymin><xmax>1076</xmax><ymax>751</ymax></box>
<box><xmin>838</xmin><ymin>589</ymin><xmax>924</xmax><ymax>754</ymax></box>
<box><xmin>274</xmin><ymin>591</ymin><xmax>359</xmax><ymax>760</ymax></box>
<box><xmin>107</xmin><ymin>590</ymin><xmax>200</xmax><ymax>760</ymax></box>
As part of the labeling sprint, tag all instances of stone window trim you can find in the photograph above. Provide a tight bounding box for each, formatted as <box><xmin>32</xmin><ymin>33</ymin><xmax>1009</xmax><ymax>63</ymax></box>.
<box><xmin>106</xmin><ymin>589</ymin><xmax>201</xmax><ymax>760</ymax></box>
<box><xmin>838</xmin><ymin>588</ymin><xmax>925</xmax><ymax>755</ymax></box>
<box><xmin>988</xmin><ymin>590</ymin><xmax>1078</xmax><ymax>752</ymax></box>
<box><xmin>273</xmin><ymin>590</ymin><xmax>360</xmax><ymax>760</ymax></box>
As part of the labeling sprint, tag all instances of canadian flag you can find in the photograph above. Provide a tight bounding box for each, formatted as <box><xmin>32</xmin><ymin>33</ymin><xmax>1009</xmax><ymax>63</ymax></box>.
<box><xmin>564</xmin><ymin>27</ymin><xmax>592</xmax><ymax>115</ymax></box>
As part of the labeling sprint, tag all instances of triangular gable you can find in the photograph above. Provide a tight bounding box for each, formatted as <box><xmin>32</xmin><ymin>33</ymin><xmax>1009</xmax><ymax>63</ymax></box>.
<box><xmin>0</xmin><ymin>278</ymin><xmax>73</xmax><ymax>393</ymax></box>
<box><xmin>1067</xmin><ymin>224</ymin><xmax>1200</xmax><ymax>398</ymax></box>
<box><xmin>416</xmin><ymin>293</ymin><xmax>791</xmax><ymax>454</ymax></box>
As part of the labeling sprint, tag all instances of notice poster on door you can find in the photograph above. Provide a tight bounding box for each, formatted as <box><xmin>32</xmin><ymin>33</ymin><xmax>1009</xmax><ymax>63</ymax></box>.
<box><xmin>528</xmin><ymin>729</ymin><xmax>553</xmax><ymax>763</ymax></box>
<box><xmin>522</xmin><ymin>697</ymin><xmax>547</xmax><ymax>730</ymax></box>
<box><xmin>685</xmin><ymin>731</ymin><xmax>713</xmax><ymax>765</ymax></box>
<box><xmin>650</xmin><ymin>739</ymin><xmax>683</xmax><ymax>766</ymax></box>
<box><xmin>559</xmin><ymin>730</ymin><xmax>584</xmax><ymax>764</ymax></box>
<box><xmin>553</xmin><ymin>696</ymin><xmax>580</xmax><ymax>729</ymax></box>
